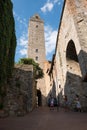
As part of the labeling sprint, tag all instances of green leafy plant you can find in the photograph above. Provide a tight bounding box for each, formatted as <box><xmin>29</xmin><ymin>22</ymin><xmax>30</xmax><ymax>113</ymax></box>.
<box><xmin>17</xmin><ymin>58</ymin><xmax>44</xmax><ymax>79</ymax></box>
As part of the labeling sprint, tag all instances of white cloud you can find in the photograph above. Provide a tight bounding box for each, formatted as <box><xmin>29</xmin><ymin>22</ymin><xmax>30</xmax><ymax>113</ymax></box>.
<box><xmin>41</xmin><ymin>2</ymin><xmax>53</xmax><ymax>13</ymax></box>
<box><xmin>41</xmin><ymin>0</ymin><xmax>61</xmax><ymax>13</ymax></box>
<box><xmin>45</xmin><ymin>25</ymin><xmax>57</xmax><ymax>55</ymax></box>
<box><xmin>13</xmin><ymin>11</ymin><xmax>27</xmax><ymax>27</ymax></box>
<box><xmin>13</xmin><ymin>11</ymin><xmax>28</xmax><ymax>57</ymax></box>
<box><xmin>54</xmin><ymin>0</ymin><xmax>59</xmax><ymax>4</ymax></box>
<box><xmin>19</xmin><ymin>48</ymin><xmax>27</xmax><ymax>56</ymax></box>
<box><xmin>18</xmin><ymin>32</ymin><xmax>28</xmax><ymax>46</ymax></box>
<box><xmin>16</xmin><ymin>31</ymin><xmax>28</xmax><ymax>56</ymax></box>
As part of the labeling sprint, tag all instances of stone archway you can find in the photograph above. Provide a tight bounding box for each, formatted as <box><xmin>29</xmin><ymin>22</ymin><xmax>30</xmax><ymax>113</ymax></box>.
<box><xmin>66</xmin><ymin>39</ymin><xmax>82</xmax><ymax>77</ymax></box>
<box><xmin>65</xmin><ymin>40</ymin><xmax>82</xmax><ymax>103</ymax></box>
<box><xmin>37</xmin><ymin>89</ymin><xmax>42</xmax><ymax>106</ymax></box>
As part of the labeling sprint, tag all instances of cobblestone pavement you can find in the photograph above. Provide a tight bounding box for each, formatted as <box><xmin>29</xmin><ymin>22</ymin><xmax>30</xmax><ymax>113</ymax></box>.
<box><xmin>0</xmin><ymin>107</ymin><xmax>87</xmax><ymax>130</ymax></box>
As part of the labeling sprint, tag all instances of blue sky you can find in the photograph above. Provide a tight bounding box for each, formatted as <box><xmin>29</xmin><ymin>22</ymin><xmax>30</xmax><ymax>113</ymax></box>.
<box><xmin>11</xmin><ymin>0</ymin><xmax>64</xmax><ymax>62</ymax></box>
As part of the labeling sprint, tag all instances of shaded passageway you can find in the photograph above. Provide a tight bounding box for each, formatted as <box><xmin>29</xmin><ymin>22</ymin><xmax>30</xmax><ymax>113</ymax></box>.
<box><xmin>0</xmin><ymin>107</ymin><xmax>87</xmax><ymax>130</ymax></box>
<box><xmin>37</xmin><ymin>89</ymin><xmax>42</xmax><ymax>106</ymax></box>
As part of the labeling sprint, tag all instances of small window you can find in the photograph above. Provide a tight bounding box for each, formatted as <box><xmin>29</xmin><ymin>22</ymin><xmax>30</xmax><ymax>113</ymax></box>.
<box><xmin>36</xmin><ymin>56</ymin><xmax>38</xmax><ymax>61</ymax></box>
<box><xmin>36</xmin><ymin>16</ymin><xmax>39</xmax><ymax>19</ymax></box>
<box><xmin>36</xmin><ymin>25</ymin><xmax>38</xmax><ymax>28</ymax></box>
<box><xmin>36</xmin><ymin>49</ymin><xmax>38</xmax><ymax>52</ymax></box>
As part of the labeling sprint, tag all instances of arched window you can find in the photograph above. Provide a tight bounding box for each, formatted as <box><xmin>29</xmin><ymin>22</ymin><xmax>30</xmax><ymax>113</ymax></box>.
<box><xmin>36</xmin><ymin>25</ymin><xmax>38</xmax><ymax>28</ymax></box>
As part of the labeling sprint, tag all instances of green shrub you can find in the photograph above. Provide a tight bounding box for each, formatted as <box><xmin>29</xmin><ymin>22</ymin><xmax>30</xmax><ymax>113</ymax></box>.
<box><xmin>18</xmin><ymin>58</ymin><xmax>44</xmax><ymax>79</ymax></box>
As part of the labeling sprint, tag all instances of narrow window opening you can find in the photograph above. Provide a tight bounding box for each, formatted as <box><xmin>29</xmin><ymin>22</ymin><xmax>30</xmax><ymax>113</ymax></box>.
<box><xmin>36</xmin><ymin>49</ymin><xmax>38</xmax><ymax>52</ymax></box>
<box><xmin>36</xmin><ymin>56</ymin><xmax>38</xmax><ymax>61</ymax></box>
<box><xmin>36</xmin><ymin>25</ymin><xmax>38</xmax><ymax>28</ymax></box>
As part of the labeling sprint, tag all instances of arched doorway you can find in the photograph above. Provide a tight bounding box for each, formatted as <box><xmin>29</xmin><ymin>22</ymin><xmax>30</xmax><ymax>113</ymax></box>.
<box><xmin>66</xmin><ymin>40</ymin><xmax>81</xmax><ymax>76</ymax></box>
<box><xmin>37</xmin><ymin>89</ymin><xmax>42</xmax><ymax>106</ymax></box>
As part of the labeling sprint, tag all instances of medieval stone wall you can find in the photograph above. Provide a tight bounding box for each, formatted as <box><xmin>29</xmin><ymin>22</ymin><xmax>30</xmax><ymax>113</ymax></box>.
<box><xmin>4</xmin><ymin>64</ymin><xmax>36</xmax><ymax>116</ymax></box>
<box><xmin>67</xmin><ymin>0</ymin><xmax>87</xmax><ymax>77</ymax></box>
<box><xmin>52</xmin><ymin>0</ymin><xmax>87</xmax><ymax>109</ymax></box>
<box><xmin>44</xmin><ymin>61</ymin><xmax>52</xmax><ymax>103</ymax></box>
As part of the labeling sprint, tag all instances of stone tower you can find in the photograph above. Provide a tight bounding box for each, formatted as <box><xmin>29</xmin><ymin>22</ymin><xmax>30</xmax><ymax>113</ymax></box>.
<box><xmin>28</xmin><ymin>14</ymin><xmax>46</xmax><ymax>106</ymax></box>
<box><xmin>28</xmin><ymin>14</ymin><xmax>46</xmax><ymax>68</ymax></box>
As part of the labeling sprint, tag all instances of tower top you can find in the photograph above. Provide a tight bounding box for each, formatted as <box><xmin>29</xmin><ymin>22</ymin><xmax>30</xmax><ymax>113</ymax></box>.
<box><xmin>30</xmin><ymin>14</ymin><xmax>44</xmax><ymax>23</ymax></box>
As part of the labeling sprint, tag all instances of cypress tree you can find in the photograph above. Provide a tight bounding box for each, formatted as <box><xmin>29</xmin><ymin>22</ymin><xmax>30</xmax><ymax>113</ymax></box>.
<box><xmin>0</xmin><ymin>0</ymin><xmax>16</xmax><ymax>88</ymax></box>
